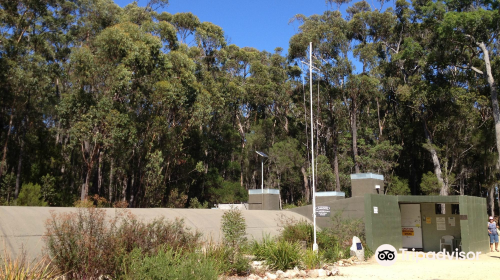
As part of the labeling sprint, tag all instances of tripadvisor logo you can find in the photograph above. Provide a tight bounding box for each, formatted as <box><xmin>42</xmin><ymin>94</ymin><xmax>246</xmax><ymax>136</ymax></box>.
<box><xmin>375</xmin><ymin>244</ymin><xmax>482</xmax><ymax>266</ymax></box>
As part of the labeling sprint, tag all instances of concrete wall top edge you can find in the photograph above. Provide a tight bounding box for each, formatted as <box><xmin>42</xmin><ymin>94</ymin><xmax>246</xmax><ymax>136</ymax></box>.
<box><xmin>248</xmin><ymin>189</ymin><xmax>280</xmax><ymax>195</ymax></box>
<box><xmin>315</xmin><ymin>191</ymin><xmax>345</xmax><ymax>197</ymax></box>
<box><xmin>350</xmin><ymin>173</ymin><xmax>384</xmax><ymax>180</ymax></box>
<box><xmin>397</xmin><ymin>195</ymin><xmax>461</xmax><ymax>203</ymax></box>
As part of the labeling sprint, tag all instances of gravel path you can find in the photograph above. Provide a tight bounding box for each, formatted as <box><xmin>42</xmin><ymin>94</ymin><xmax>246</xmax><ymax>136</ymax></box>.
<box><xmin>333</xmin><ymin>251</ymin><xmax>499</xmax><ymax>280</ymax></box>
<box><xmin>224</xmin><ymin>251</ymin><xmax>499</xmax><ymax>280</ymax></box>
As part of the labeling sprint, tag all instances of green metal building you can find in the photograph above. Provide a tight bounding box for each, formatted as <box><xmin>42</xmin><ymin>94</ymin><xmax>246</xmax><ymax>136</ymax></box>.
<box><xmin>289</xmin><ymin>173</ymin><xmax>490</xmax><ymax>254</ymax></box>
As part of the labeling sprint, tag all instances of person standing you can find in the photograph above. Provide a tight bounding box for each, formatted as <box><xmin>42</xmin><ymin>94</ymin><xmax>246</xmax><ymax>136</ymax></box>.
<box><xmin>488</xmin><ymin>216</ymin><xmax>499</xmax><ymax>252</ymax></box>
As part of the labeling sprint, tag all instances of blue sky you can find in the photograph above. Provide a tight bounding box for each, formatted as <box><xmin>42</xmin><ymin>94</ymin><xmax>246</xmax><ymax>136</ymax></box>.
<box><xmin>114</xmin><ymin>0</ymin><xmax>368</xmax><ymax>54</ymax></box>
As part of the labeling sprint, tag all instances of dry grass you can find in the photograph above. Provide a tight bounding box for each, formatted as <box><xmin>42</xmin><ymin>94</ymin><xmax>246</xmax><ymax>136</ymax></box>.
<box><xmin>0</xmin><ymin>250</ymin><xmax>61</xmax><ymax>280</ymax></box>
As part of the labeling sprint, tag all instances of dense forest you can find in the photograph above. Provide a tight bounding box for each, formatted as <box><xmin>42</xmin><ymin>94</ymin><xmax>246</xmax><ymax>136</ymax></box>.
<box><xmin>0</xmin><ymin>0</ymin><xmax>499</xmax><ymax>211</ymax></box>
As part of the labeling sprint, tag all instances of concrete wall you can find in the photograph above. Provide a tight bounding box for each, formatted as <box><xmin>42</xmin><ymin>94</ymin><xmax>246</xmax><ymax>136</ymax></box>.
<box><xmin>248</xmin><ymin>194</ymin><xmax>280</xmax><ymax>210</ymax></box>
<box><xmin>351</xmin><ymin>174</ymin><xmax>384</xmax><ymax>197</ymax></box>
<box><xmin>364</xmin><ymin>194</ymin><xmax>402</xmax><ymax>251</ymax></box>
<box><xmin>459</xmin><ymin>196</ymin><xmax>489</xmax><ymax>254</ymax></box>
<box><xmin>287</xmin><ymin>197</ymin><xmax>365</xmax><ymax>229</ymax></box>
<box><xmin>420</xmin><ymin>203</ymin><xmax>461</xmax><ymax>252</ymax></box>
<box><xmin>316</xmin><ymin>196</ymin><xmax>344</xmax><ymax>204</ymax></box>
<box><xmin>0</xmin><ymin>206</ymin><xmax>307</xmax><ymax>260</ymax></box>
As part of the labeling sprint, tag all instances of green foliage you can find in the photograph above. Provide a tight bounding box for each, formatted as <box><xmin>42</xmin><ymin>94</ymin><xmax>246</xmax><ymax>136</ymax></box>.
<box><xmin>251</xmin><ymin>236</ymin><xmax>303</xmax><ymax>271</ymax></box>
<box><xmin>210</xmin><ymin>180</ymin><xmax>248</xmax><ymax>203</ymax></box>
<box><xmin>204</xmin><ymin>243</ymin><xmax>249</xmax><ymax>276</ymax></box>
<box><xmin>144</xmin><ymin>151</ymin><xmax>165</xmax><ymax>207</ymax></box>
<box><xmin>126</xmin><ymin>246</ymin><xmax>219</xmax><ymax>280</ymax></box>
<box><xmin>44</xmin><ymin>206</ymin><xmax>202</xmax><ymax>279</ymax></box>
<box><xmin>0</xmin><ymin>172</ymin><xmax>16</xmax><ymax>205</ymax></box>
<box><xmin>219</xmin><ymin>208</ymin><xmax>250</xmax><ymax>275</ymax></box>
<box><xmin>420</xmin><ymin>172</ymin><xmax>441</xmax><ymax>195</ymax></box>
<box><xmin>221</xmin><ymin>208</ymin><xmax>247</xmax><ymax>251</ymax></box>
<box><xmin>188</xmin><ymin>197</ymin><xmax>209</xmax><ymax>208</ymax></box>
<box><xmin>315</xmin><ymin>155</ymin><xmax>335</xmax><ymax>191</ymax></box>
<box><xmin>387</xmin><ymin>175</ymin><xmax>411</xmax><ymax>195</ymax></box>
<box><xmin>0</xmin><ymin>0</ymin><xmax>498</xmax><ymax>208</ymax></box>
<box><xmin>302</xmin><ymin>249</ymin><xmax>322</xmax><ymax>270</ymax></box>
<box><xmin>277</xmin><ymin>211</ymin><xmax>368</xmax><ymax>263</ymax></box>
<box><xmin>278</xmin><ymin>215</ymin><xmax>313</xmax><ymax>245</ymax></box>
<box><xmin>16</xmin><ymin>183</ymin><xmax>48</xmax><ymax>206</ymax></box>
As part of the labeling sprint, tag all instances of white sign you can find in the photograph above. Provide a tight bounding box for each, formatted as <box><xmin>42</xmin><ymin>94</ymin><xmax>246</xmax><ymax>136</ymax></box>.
<box><xmin>374</xmin><ymin>206</ymin><xmax>378</xmax><ymax>214</ymax></box>
<box><xmin>315</xmin><ymin>206</ymin><xmax>331</xmax><ymax>217</ymax></box>
<box><xmin>448</xmin><ymin>217</ymin><xmax>455</xmax><ymax>226</ymax></box>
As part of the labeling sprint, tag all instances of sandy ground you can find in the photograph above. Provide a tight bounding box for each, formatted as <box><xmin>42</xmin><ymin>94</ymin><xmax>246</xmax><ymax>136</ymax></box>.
<box><xmin>329</xmin><ymin>251</ymin><xmax>500</xmax><ymax>280</ymax></box>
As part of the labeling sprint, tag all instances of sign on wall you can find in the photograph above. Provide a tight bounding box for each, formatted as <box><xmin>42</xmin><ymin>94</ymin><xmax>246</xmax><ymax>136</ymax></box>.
<box><xmin>436</xmin><ymin>217</ymin><xmax>446</xmax><ymax>230</ymax></box>
<box><xmin>316</xmin><ymin>206</ymin><xmax>331</xmax><ymax>217</ymax></box>
<box><xmin>402</xmin><ymin>228</ymin><xmax>414</xmax><ymax>236</ymax></box>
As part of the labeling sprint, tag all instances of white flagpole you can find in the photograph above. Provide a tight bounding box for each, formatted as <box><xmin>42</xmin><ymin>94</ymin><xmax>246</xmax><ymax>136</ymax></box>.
<box><xmin>309</xmin><ymin>42</ymin><xmax>318</xmax><ymax>252</ymax></box>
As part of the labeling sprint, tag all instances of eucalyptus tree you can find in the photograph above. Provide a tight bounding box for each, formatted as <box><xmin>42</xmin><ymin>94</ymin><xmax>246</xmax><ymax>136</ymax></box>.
<box><xmin>435</xmin><ymin>0</ymin><xmax>500</xmax><ymax>170</ymax></box>
<box><xmin>0</xmin><ymin>0</ymin><xmax>80</xmax><ymax>201</ymax></box>
<box><xmin>289</xmin><ymin>10</ymin><xmax>353</xmax><ymax>192</ymax></box>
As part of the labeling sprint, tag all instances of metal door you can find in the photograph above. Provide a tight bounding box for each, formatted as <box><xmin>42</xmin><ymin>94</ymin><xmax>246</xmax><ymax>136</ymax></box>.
<box><xmin>400</xmin><ymin>204</ymin><xmax>423</xmax><ymax>249</ymax></box>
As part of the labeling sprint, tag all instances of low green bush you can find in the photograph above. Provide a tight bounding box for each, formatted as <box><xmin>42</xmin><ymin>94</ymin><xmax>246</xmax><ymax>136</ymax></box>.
<box><xmin>278</xmin><ymin>216</ymin><xmax>313</xmax><ymax>245</ymax></box>
<box><xmin>302</xmin><ymin>249</ymin><xmax>322</xmax><ymax>270</ymax></box>
<box><xmin>219</xmin><ymin>208</ymin><xmax>250</xmax><ymax>275</ymax></box>
<box><xmin>204</xmin><ymin>243</ymin><xmax>250</xmax><ymax>276</ymax></box>
<box><xmin>251</xmin><ymin>236</ymin><xmax>302</xmax><ymax>271</ymax></box>
<box><xmin>277</xmin><ymin>211</ymin><xmax>368</xmax><ymax>263</ymax></box>
<box><xmin>125</xmin><ymin>246</ymin><xmax>219</xmax><ymax>280</ymax></box>
<box><xmin>16</xmin><ymin>183</ymin><xmax>48</xmax><ymax>206</ymax></box>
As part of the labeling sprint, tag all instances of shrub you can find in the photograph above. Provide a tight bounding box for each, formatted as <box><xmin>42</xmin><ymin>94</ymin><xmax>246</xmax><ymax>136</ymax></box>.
<box><xmin>251</xmin><ymin>236</ymin><xmax>302</xmax><ymax>271</ymax></box>
<box><xmin>16</xmin><ymin>183</ymin><xmax>48</xmax><ymax>206</ymax></box>
<box><xmin>126</xmin><ymin>246</ymin><xmax>219</xmax><ymax>280</ymax></box>
<box><xmin>302</xmin><ymin>249</ymin><xmax>322</xmax><ymax>270</ymax></box>
<box><xmin>117</xmin><ymin>215</ymin><xmax>202</xmax><ymax>255</ymax></box>
<box><xmin>221</xmin><ymin>208</ymin><xmax>247</xmax><ymax>249</ymax></box>
<box><xmin>204</xmin><ymin>242</ymin><xmax>250</xmax><ymax>276</ymax></box>
<box><xmin>0</xmin><ymin>250</ymin><xmax>61</xmax><ymax>280</ymax></box>
<box><xmin>318</xmin><ymin>211</ymin><xmax>367</xmax><ymax>262</ymax></box>
<box><xmin>277</xmin><ymin>211</ymin><xmax>368</xmax><ymax>263</ymax></box>
<box><xmin>317</xmin><ymin>230</ymin><xmax>348</xmax><ymax>262</ymax></box>
<box><xmin>220</xmin><ymin>207</ymin><xmax>249</xmax><ymax>275</ymax></box>
<box><xmin>277</xmin><ymin>214</ymin><xmax>313</xmax><ymax>245</ymax></box>
<box><xmin>44</xmin><ymin>206</ymin><xmax>122</xmax><ymax>279</ymax></box>
<box><xmin>44</xmin><ymin>204</ymin><xmax>202</xmax><ymax>279</ymax></box>
<box><xmin>188</xmin><ymin>197</ymin><xmax>209</xmax><ymax>208</ymax></box>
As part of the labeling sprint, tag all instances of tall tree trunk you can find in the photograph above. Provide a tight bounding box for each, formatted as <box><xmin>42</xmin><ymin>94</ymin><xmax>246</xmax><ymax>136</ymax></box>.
<box><xmin>236</xmin><ymin>113</ymin><xmax>246</xmax><ymax>188</ymax></box>
<box><xmin>478</xmin><ymin>42</ymin><xmax>500</xmax><ymax>171</ymax></box>
<box><xmin>109</xmin><ymin>158</ymin><xmax>114</xmax><ymax>203</ymax></box>
<box><xmin>122</xmin><ymin>174</ymin><xmax>128</xmax><ymax>201</ymax></box>
<box><xmin>81</xmin><ymin>166</ymin><xmax>92</xmax><ymax>201</ymax></box>
<box><xmin>333</xmin><ymin>143</ymin><xmax>341</xmax><ymax>192</ymax></box>
<box><xmin>459</xmin><ymin>168</ymin><xmax>465</xmax><ymax>196</ymax></box>
<box><xmin>376</xmin><ymin>97</ymin><xmax>383</xmax><ymax>138</ymax></box>
<box><xmin>489</xmin><ymin>186</ymin><xmax>495</xmax><ymax>217</ymax></box>
<box><xmin>301</xmin><ymin>166</ymin><xmax>310</xmax><ymax>203</ymax></box>
<box><xmin>424</xmin><ymin>123</ymin><xmax>447</xmax><ymax>196</ymax></box>
<box><xmin>14</xmin><ymin>137</ymin><xmax>24</xmax><ymax>199</ymax></box>
<box><xmin>0</xmin><ymin>113</ymin><xmax>14</xmax><ymax>178</ymax></box>
<box><xmin>351</xmin><ymin>101</ymin><xmax>360</xmax><ymax>173</ymax></box>
<box><xmin>129</xmin><ymin>171</ymin><xmax>135</xmax><ymax>207</ymax></box>
<box><xmin>97</xmin><ymin>150</ymin><xmax>103</xmax><ymax>196</ymax></box>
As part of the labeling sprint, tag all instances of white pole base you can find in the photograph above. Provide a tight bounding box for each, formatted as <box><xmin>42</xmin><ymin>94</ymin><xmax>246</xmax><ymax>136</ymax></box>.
<box><xmin>313</xmin><ymin>243</ymin><xmax>318</xmax><ymax>252</ymax></box>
